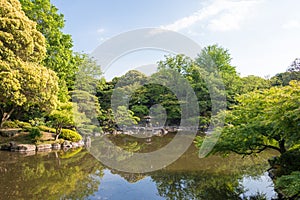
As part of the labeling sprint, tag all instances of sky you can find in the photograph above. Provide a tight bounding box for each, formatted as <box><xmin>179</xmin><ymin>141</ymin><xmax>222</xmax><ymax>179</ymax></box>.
<box><xmin>51</xmin><ymin>0</ymin><xmax>300</xmax><ymax>78</ymax></box>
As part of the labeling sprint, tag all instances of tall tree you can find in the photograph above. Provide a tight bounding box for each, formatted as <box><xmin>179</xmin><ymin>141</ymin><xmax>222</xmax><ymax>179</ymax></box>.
<box><xmin>0</xmin><ymin>0</ymin><xmax>58</xmax><ymax>126</ymax></box>
<box><xmin>196</xmin><ymin>44</ymin><xmax>241</xmax><ymax>106</ymax></box>
<box><xmin>19</xmin><ymin>0</ymin><xmax>79</xmax><ymax>89</ymax></box>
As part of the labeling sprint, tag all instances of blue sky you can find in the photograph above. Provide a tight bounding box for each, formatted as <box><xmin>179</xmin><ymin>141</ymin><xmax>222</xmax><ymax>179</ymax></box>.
<box><xmin>52</xmin><ymin>0</ymin><xmax>300</xmax><ymax>78</ymax></box>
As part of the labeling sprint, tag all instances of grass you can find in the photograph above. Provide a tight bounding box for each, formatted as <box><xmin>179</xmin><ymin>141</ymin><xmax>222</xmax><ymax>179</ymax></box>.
<box><xmin>0</xmin><ymin>132</ymin><xmax>32</xmax><ymax>145</ymax></box>
<box><xmin>0</xmin><ymin>131</ymin><xmax>63</xmax><ymax>146</ymax></box>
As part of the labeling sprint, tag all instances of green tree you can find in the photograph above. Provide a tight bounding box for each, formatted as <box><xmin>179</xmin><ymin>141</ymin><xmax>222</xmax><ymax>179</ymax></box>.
<box><xmin>287</xmin><ymin>58</ymin><xmax>300</xmax><ymax>72</ymax></box>
<box><xmin>48</xmin><ymin>102</ymin><xmax>75</xmax><ymax>140</ymax></box>
<box><xmin>96</xmin><ymin>80</ymin><xmax>116</xmax><ymax>111</ymax></box>
<box><xmin>71</xmin><ymin>90</ymin><xmax>101</xmax><ymax>135</ymax></box>
<box><xmin>197</xmin><ymin>81</ymin><xmax>300</xmax><ymax>156</ymax></box>
<box><xmin>271</xmin><ymin>72</ymin><xmax>296</xmax><ymax>86</ymax></box>
<box><xmin>239</xmin><ymin>75</ymin><xmax>270</xmax><ymax>94</ymax></box>
<box><xmin>74</xmin><ymin>54</ymin><xmax>103</xmax><ymax>93</ymax></box>
<box><xmin>114</xmin><ymin>106</ymin><xmax>140</xmax><ymax>127</ymax></box>
<box><xmin>157</xmin><ymin>54</ymin><xmax>221</xmax><ymax>128</ymax></box>
<box><xmin>271</xmin><ymin>58</ymin><xmax>300</xmax><ymax>86</ymax></box>
<box><xmin>275</xmin><ymin>171</ymin><xmax>300</xmax><ymax>199</ymax></box>
<box><xmin>0</xmin><ymin>0</ymin><xmax>58</xmax><ymax>126</ymax></box>
<box><xmin>196</xmin><ymin>44</ymin><xmax>241</xmax><ymax>106</ymax></box>
<box><xmin>19</xmin><ymin>0</ymin><xmax>79</xmax><ymax>89</ymax></box>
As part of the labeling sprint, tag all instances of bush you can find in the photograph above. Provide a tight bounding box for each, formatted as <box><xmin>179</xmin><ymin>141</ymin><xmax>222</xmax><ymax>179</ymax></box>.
<box><xmin>2</xmin><ymin>121</ymin><xmax>18</xmax><ymax>128</ymax></box>
<box><xmin>29</xmin><ymin>117</ymin><xmax>46</xmax><ymax>126</ymax></box>
<box><xmin>23</xmin><ymin>126</ymin><xmax>33</xmax><ymax>132</ymax></box>
<box><xmin>29</xmin><ymin>127</ymin><xmax>42</xmax><ymax>142</ymax></box>
<box><xmin>38</xmin><ymin>125</ymin><xmax>56</xmax><ymax>133</ymax></box>
<box><xmin>275</xmin><ymin>171</ymin><xmax>300</xmax><ymax>199</ymax></box>
<box><xmin>14</xmin><ymin>120</ymin><xmax>32</xmax><ymax>132</ymax></box>
<box><xmin>59</xmin><ymin>129</ymin><xmax>82</xmax><ymax>142</ymax></box>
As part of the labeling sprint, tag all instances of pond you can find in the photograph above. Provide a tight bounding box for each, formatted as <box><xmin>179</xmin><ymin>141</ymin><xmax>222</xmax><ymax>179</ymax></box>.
<box><xmin>0</xmin><ymin>134</ymin><xmax>278</xmax><ymax>200</ymax></box>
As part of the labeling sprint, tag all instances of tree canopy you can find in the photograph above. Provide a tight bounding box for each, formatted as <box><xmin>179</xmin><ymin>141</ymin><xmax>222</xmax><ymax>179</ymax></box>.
<box><xmin>19</xmin><ymin>0</ymin><xmax>79</xmax><ymax>89</ymax></box>
<box><xmin>0</xmin><ymin>0</ymin><xmax>58</xmax><ymax>126</ymax></box>
<box><xmin>197</xmin><ymin>81</ymin><xmax>300</xmax><ymax>156</ymax></box>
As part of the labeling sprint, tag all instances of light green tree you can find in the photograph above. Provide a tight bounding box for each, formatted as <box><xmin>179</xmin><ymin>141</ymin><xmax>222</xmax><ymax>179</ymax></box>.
<box><xmin>48</xmin><ymin>102</ymin><xmax>74</xmax><ymax>140</ymax></box>
<box><xmin>196</xmin><ymin>44</ymin><xmax>241</xmax><ymax>106</ymax></box>
<box><xmin>19</xmin><ymin>0</ymin><xmax>79</xmax><ymax>89</ymax></box>
<box><xmin>0</xmin><ymin>0</ymin><xmax>58</xmax><ymax>126</ymax></box>
<box><xmin>239</xmin><ymin>75</ymin><xmax>270</xmax><ymax>94</ymax></box>
<box><xmin>197</xmin><ymin>81</ymin><xmax>300</xmax><ymax>155</ymax></box>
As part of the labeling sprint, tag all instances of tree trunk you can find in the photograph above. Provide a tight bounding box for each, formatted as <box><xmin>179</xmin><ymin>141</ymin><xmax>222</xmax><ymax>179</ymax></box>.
<box><xmin>279</xmin><ymin>139</ymin><xmax>286</xmax><ymax>154</ymax></box>
<box><xmin>0</xmin><ymin>108</ymin><xmax>15</xmax><ymax>128</ymax></box>
<box><xmin>55</xmin><ymin>125</ymin><xmax>62</xmax><ymax>141</ymax></box>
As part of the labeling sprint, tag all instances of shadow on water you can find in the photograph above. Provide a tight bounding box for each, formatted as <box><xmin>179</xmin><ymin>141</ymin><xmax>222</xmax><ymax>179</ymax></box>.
<box><xmin>0</xmin><ymin>134</ymin><xmax>278</xmax><ymax>200</ymax></box>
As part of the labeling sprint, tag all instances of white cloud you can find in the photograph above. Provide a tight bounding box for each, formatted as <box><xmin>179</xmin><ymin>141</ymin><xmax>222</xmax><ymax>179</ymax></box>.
<box><xmin>160</xmin><ymin>0</ymin><xmax>228</xmax><ymax>31</ymax></box>
<box><xmin>207</xmin><ymin>1</ymin><xmax>261</xmax><ymax>31</ymax></box>
<box><xmin>282</xmin><ymin>20</ymin><xmax>300</xmax><ymax>29</ymax></box>
<box><xmin>161</xmin><ymin>0</ymin><xmax>262</xmax><ymax>32</ymax></box>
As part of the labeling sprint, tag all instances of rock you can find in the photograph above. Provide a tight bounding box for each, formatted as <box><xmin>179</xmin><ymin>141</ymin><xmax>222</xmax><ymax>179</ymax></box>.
<box><xmin>9</xmin><ymin>142</ymin><xmax>17</xmax><ymax>148</ymax></box>
<box><xmin>78</xmin><ymin>140</ymin><xmax>85</xmax><ymax>147</ymax></box>
<box><xmin>52</xmin><ymin>143</ymin><xmax>61</xmax><ymax>150</ymax></box>
<box><xmin>62</xmin><ymin>141</ymin><xmax>72</xmax><ymax>148</ymax></box>
<box><xmin>0</xmin><ymin>144</ymin><xmax>11</xmax><ymax>151</ymax></box>
<box><xmin>71</xmin><ymin>142</ymin><xmax>79</xmax><ymax>148</ymax></box>
<box><xmin>11</xmin><ymin>144</ymin><xmax>36</xmax><ymax>152</ymax></box>
<box><xmin>36</xmin><ymin>144</ymin><xmax>52</xmax><ymax>151</ymax></box>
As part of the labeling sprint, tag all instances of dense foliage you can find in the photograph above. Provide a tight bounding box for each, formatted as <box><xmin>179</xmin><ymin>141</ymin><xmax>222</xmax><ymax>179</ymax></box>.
<box><xmin>0</xmin><ymin>0</ymin><xmax>58</xmax><ymax>127</ymax></box>
<box><xmin>19</xmin><ymin>0</ymin><xmax>79</xmax><ymax>89</ymax></box>
<box><xmin>197</xmin><ymin>81</ymin><xmax>300</xmax><ymax>156</ymax></box>
<box><xmin>59</xmin><ymin>129</ymin><xmax>82</xmax><ymax>142</ymax></box>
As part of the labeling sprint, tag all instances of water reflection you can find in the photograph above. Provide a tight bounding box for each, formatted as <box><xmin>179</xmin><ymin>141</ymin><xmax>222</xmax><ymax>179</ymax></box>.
<box><xmin>0</xmin><ymin>134</ymin><xmax>278</xmax><ymax>200</ymax></box>
<box><xmin>0</xmin><ymin>149</ymin><xmax>103</xmax><ymax>200</ymax></box>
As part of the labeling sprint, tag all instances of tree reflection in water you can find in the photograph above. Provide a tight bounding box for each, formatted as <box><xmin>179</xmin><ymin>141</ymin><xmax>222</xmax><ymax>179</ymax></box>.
<box><xmin>0</xmin><ymin>134</ymin><xmax>277</xmax><ymax>199</ymax></box>
<box><xmin>0</xmin><ymin>149</ymin><xmax>104</xmax><ymax>200</ymax></box>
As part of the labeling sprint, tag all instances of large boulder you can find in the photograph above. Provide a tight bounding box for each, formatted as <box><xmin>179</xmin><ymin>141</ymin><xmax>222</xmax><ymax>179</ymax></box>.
<box><xmin>36</xmin><ymin>144</ymin><xmax>52</xmax><ymax>151</ymax></box>
<box><xmin>52</xmin><ymin>143</ymin><xmax>61</xmax><ymax>150</ymax></box>
<box><xmin>11</xmin><ymin>144</ymin><xmax>36</xmax><ymax>152</ymax></box>
<box><xmin>62</xmin><ymin>140</ymin><xmax>72</xmax><ymax>148</ymax></box>
<box><xmin>71</xmin><ymin>142</ymin><xmax>79</xmax><ymax>148</ymax></box>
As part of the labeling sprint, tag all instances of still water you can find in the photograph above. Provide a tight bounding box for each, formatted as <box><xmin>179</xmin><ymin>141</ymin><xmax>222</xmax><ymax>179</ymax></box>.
<box><xmin>0</xmin><ymin>134</ymin><xmax>278</xmax><ymax>200</ymax></box>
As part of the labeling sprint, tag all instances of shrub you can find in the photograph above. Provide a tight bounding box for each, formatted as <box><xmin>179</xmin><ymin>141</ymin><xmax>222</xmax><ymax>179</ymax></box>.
<box><xmin>29</xmin><ymin>127</ymin><xmax>42</xmax><ymax>142</ymax></box>
<box><xmin>29</xmin><ymin>117</ymin><xmax>46</xmax><ymax>126</ymax></box>
<box><xmin>23</xmin><ymin>126</ymin><xmax>33</xmax><ymax>132</ymax></box>
<box><xmin>275</xmin><ymin>171</ymin><xmax>300</xmax><ymax>199</ymax></box>
<box><xmin>2</xmin><ymin>121</ymin><xmax>18</xmax><ymax>128</ymax></box>
<box><xmin>38</xmin><ymin>125</ymin><xmax>56</xmax><ymax>133</ymax></box>
<box><xmin>14</xmin><ymin>120</ymin><xmax>32</xmax><ymax>132</ymax></box>
<box><xmin>59</xmin><ymin>129</ymin><xmax>82</xmax><ymax>142</ymax></box>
